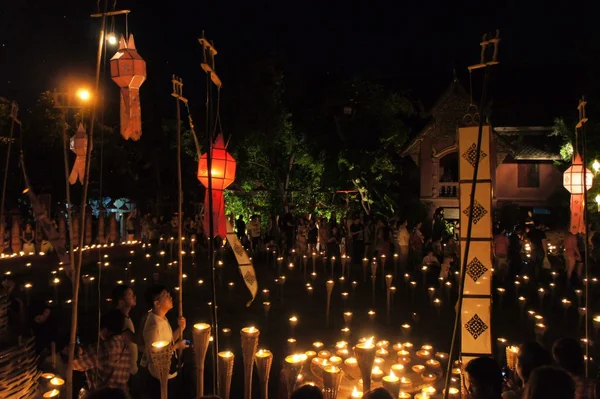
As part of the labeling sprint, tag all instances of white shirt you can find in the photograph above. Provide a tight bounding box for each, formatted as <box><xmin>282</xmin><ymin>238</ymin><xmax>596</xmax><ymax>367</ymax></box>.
<box><xmin>398</xmin><ymin>226</ymin><xmax>410</xmax><ymax>247</ymax></box>
<box><xmin>141</xmin><ymin>312</ymin><xmax>177</xmax><ymax>379</ymax></box>
<box><xmin>123</xmin><ymin>316</ymin><xmax>138</xmax><ymax>375</ymax></box>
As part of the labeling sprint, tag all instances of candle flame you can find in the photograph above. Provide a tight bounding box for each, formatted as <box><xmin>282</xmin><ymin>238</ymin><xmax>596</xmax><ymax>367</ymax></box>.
<box><xmin>152</xmin><ymin>340</ymin><xmax>169</xmax><ymax>348</ymax></box>
<box><xmin>390</xmin><ymin>369</ymin><xmax>397</xmax><ymax>378</ymax></box>
<box><xmin>365</xmin><ymin>336</ymin><xmax>374</xmax><ymax>347</ymax></box>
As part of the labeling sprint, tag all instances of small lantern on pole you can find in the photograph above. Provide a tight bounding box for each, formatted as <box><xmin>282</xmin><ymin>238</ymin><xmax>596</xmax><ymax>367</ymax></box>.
<box><xmin>563</xmin><ymin>153</ymin><xmax>593</xmax><ymax>234</ymax></box>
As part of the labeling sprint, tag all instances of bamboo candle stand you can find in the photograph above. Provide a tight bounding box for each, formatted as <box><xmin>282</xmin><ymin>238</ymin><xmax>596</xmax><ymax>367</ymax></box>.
<box><xmin>151</xmin><ymin>341</ymin><xmax>173</xmax><ymax>399</ymax></box>
<box><xmin>218</xmin><ymin>351</ymin><xmax>235</xmax><ymax>399</ymax></box>
<box><xmin>284</xmin><ymin>354</ymin><xmax>307</xmax><ymax>399</ymax></box>
<box><xmin>354</xmin><ymin>337</ymin><xmax>376</xmax><ymax>394</ymax></box>
<box><xmin>240</xmin><ymin>327</ymin><xmax>260</xmax><ymax>399</ymax></box>
<box><xmin>193</xmin><ymin>323</ymin><xmax>211</xmax><ymax>398</ymax></box>
<box><xmin>254</xmin><ymin>349</ymin><xmax>273</xmax><ymax>399</ymax></box>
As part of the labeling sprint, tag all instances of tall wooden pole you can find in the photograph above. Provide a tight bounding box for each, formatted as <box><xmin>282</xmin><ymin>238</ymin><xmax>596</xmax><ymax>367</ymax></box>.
<box><xmin>172</xmin><ymin>76</ymin><xmax>186</xmax><ymax>338</ymax></box>
<box><xmin>66</xmin><ymin>3</ymin><xmax>107</xmax><ymax>397</ymax></box>
<box><xmin>200</xmin><ymin>33</ymin><xmax>222</xmax><ymax>395</ymax></box>
<box><xmin>0</xmin><ymin>102</ymin><xmax>19</xmax><ymax>254</ymax></box>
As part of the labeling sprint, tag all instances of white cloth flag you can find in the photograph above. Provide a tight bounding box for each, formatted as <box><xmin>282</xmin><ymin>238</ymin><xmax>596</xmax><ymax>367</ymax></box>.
<box><xmin>225</xmin><ymin>220</ymin><xmax>258</xmax><ymax>306</ymax></box>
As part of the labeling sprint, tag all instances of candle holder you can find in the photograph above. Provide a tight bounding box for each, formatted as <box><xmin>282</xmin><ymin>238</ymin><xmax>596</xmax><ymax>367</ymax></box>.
<box><xmin>303</xmin><ymin>255</ymin><xmax>308</xmax><ymax>280</ymax></box>
<box><xmin>382</xmin><ymin>371</ymin><xmax>401</xmax><ymax>399</ymax></box>
<box><xmin>254</xmin><ymin>349</ymin><xmax>273</xmax><ymax>399</ymax></box>
<box><xmin>323</xmin><ymin>365</ymin><xmax>343</xmax><ymax>399</ymax></box>
<box><xmin>284</xmin><ymin>354</ymin><xmax>307</xmax><ymax>399</ymax></box>
<box><xmin>241</xmin><ymin>327</ymin><xmax>260</xmax><ymax>399</ymax></box>
<box><xmin>385</xmin><ymin>274</ymin><xmax>393</xmax><ymax>324</ymax></box>
<box><xmin>150</xmin><ymin>341</ymin><xmax>174</xmax><ymax>399</ymax></box>
<box><xmin>354</xmin><ymin>338</ymin><xmax>376</xmax><ymax>394</ymax></box>
<box><xmin>380</xmin><ymin>255</ymin><xmax>386</xmax><ymax>288</ymax></box>
<box><xmin>326</xmin><ymin>280</ymin><xmax>335</xmax><ymax>328</ymax></box>
<box><xmin>344</xmin><ymin>311</ymin><xmax>353</xmax><ymax>327</ymax></box>
<box><xmin>218</xmin><ymin>351</ymin><xmax>235</xmax><ymax>399</ymax></box>
<box><xmin>287</xmin><ymin>338</ymin><xmax>297</xmax><ymax>353</ymax></box>
<box><xmin>506</xmin><ymin>346</ymin><xmax>519</xmax><ymax>371</ymax></box>
<box><xmin>362</xmin><ymin>258</ymin><xmax>368</xmax><ymax>282</ymax></box>
<box><xmin>192</xmin><ymin>323</ymin><xmax>211</xmax><ymax>398</ymax></box>
<box><xmin>263</xmin><ymin>301</ymin><xmax>271</xmax><ymax>326</ymax></box>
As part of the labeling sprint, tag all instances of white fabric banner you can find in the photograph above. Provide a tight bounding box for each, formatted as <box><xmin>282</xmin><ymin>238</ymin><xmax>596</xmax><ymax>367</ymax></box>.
<box><xmin>225</xmin><ymin>220</ymin><xmax>258</xmax><ymax>306</ymax></box>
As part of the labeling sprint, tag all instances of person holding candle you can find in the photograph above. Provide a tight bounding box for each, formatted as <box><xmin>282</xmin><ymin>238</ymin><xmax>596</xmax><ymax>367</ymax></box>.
<box><xmin>140</xmin><ymin>285</ymin><xmax>188</xmax><ymax>399</ymax></box>
<box><xmin>502</xmin><ymin>342</ymin><xmax>552</xmax><ymax>399</ymax></box>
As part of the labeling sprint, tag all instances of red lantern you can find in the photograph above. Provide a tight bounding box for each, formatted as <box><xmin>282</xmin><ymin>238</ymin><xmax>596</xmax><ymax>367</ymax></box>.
<box><xmin>198</xmin><ymin>134</ymin><xmax>236</xmax><ymax>239</ymax></box>
<box><xmin>564</xmin><ymin>153</ymin><xmax>593</xmax><ymax>234</ymax></box>
<box><xmin>110</xmin><ymin>34</ymin><xmax>146</xmax><ymax>141</ymax></box>
<box><xmin>69</xmin><ymin>123</ymin><xmax>91</xmax><ymax>185</ymax></box>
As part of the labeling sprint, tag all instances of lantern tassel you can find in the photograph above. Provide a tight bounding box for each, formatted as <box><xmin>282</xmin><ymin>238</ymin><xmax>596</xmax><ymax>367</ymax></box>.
<box><xmin>203</xmin><ymin>189</ymin><xmax>227</xmax><ymax>240</ymax></box>
<box><xmin>570</xmin><ymin>194</ymin><xmax>585</xmax><ymax>234</ymax></box>
<box><xmin>68</xmin><ymin>156</ymin><xmax>85</xmax><ymax>185</ymax></box>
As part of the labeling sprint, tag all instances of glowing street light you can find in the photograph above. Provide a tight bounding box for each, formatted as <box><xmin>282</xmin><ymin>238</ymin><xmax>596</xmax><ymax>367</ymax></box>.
<box><xmin>596</xmin><ymin>194</ymin><xmax>600</xmax><ymax>212</ymax></box>
<box><xmin>593</xmin><ymin>160</ymin><xmax>600</xmax><ymax>174</ymax></box>
<box><xmin>76</xmin><ymin>89</ymin><xmax>91</xmax><ymax>102</ymax></box>
<box><xmin>106</xmin><ymin>32</ymin><xmax>118</xmax><ymax>46</ymax></box>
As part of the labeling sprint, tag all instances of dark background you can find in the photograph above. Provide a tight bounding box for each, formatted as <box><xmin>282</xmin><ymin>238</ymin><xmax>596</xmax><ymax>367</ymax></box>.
<box><xmin>0</xmin><ymin>0</ymin><xmax>596</xmax><ymax>125</ymax></box>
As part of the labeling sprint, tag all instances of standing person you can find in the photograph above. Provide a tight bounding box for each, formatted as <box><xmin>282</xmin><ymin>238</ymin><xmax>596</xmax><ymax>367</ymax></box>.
<box><xmin>525</xmin><ymin>223</ymin><xmax>548</xmax><ymax>281</ymax></box>
<box><xmin>552</xmin><ymin>337</ymin><xmax>596</xmax><ymax>399</ymax></box>
<box><xmin>22</xmin><ymin>223</ymin><xmax>35</xmax><ymax>254</ymax></box>
<box><xmin>564</xmin><ymin>232</ymin><xmax>581</xmax><ymax>284</ymax></box>
<box><xmin>350</xmin><ymin>216</ymin><xmax>365</xmax><ymax>266</ymax></box>
<box><xmin>397</xmin><ymin>219</ymin><xmax>410</xmax><ymax>273</ymax></box>
<box><xmin>296</xmin><ymin>218</ymin><xmax>308</xmax><ymax>256</ymax></box>
<box><xmin>236</xmin><ymin>215</ymin><xmax>246</xmax><ymax>241</ymax></box>
<box><xmin>307</xmin><ymin>219</ymin><xmax>318</xmax><ymax>255</ymax></box>
<box><xmin>72</xmin><ymin>310</ymin><xmax>132</xmax><ymax>395</ymax></box>
<box><xmin>140</xmin><ymin>285</ymin><xmax>188</xmax><ymax>399</ymax></box>
<box><xmin>493</xmin><ymin>228</ymin><xmax>510</xmax><ymax>283</ymax></box>
<box><xmin>126</xmin><ymin>210</ymin><xmax>137</xmax><ymax>242</ymax></box>
<box><xmin>248</xmin><ymin>215</ymin><xmax>263</xmax><ymax>253</ymax></box>
<box><xmin>112</xmin><ymin>285</ymin><xmax>138</xmax><ymax>382</ymax></box>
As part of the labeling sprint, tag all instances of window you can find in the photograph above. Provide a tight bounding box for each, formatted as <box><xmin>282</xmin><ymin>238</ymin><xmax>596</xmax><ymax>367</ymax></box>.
<box><xmin>517</xmin><ymin>163</ymin><xmax>540</xmax><ymax>188</ymax></box>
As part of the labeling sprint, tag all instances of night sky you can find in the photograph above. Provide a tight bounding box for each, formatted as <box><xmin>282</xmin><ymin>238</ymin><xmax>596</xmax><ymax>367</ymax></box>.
<box><xmin>1</xmin><ymin>0</ymin><xmax>596</xmax><ymax>125</ymax></box>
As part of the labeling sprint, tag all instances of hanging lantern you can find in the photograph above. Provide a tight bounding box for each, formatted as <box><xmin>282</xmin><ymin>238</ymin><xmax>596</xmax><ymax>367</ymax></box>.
<box><xmin>110</xmin><ymin>34</ymin><xmax>146</xmax><ymax>141</ymax></box>
<box><xmin>563</xmin><ymin>153</ymin><xmax>593</xmax><ymax>234</ymax></box>
<box><xmin>68</xmin><ymin>123</ymin><xmax>91</xmax><ymax>185</ymax></box>
<box><xmin>197</xmin><ymin>134</ymin><xmax>236</xmax><ymax>239</ymax></box>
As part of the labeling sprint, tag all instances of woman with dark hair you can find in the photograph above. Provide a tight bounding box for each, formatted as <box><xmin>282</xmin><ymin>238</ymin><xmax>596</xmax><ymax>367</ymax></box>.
<box><xmin>464</xmin><ymin>357</ymin><xmax>503</xmax><ymax>399</ymax></box>
<box><xmin>522</xmin><ymin>366</ymin><xmax>574</xmax><ymax>399</ymax></box>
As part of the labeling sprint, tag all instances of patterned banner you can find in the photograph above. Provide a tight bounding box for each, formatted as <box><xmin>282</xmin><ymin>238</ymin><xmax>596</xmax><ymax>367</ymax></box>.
<box><xmin>458</xmin><ymin>124</ymin><xmax>493</xmax><ymax>362</ymax></box>
<box><xmin>225</xmin><ymin>219</ymin><xmax>258</xmax><ymax>307</ymax></box>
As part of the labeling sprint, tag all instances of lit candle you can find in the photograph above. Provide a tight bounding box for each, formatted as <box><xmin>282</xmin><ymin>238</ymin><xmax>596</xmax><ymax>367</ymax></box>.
<box><xmin>411</xmin><ymin>364</ymin><xmax>425</xmax><ymax>373</ymax></box>
<box><xmin>391</xmin><ymin>363</ymin><xmax>405</xmax><ymax>374</ymax></box>
<box><xmin>422</xmin><ymin>386</ymin><xmax>436</xmax><ymax>396</ymax></box>
<box><xmin>255</xmin><ymin>349</ymin><xmax>272</xmax><ymax>358</ymax></box>
<box><xmin>336</xmin><ymin>341</ymin><xmax>349</xmax><ymax>349</ymax></box>
<box><xmin>376</xmin><ymin>348</ymin><xmax>389</xmax><ymax>357</ymax></box>
<box><xmin>313</xmin><ymin>341</ymin><xmax>324</xmax><ymax>350</ymax></box>
<box><xmin>416</xmin><ymin>349</ymin><xmax>431</xmax><ymax>359</ymax></box>
<box><xmin>345</xmin><ymin>357</ymin><xmax>358</xmax><ymax>367</ymax></box>
<box><xmin>241</xmin><ymin>326</ymin><xmax>259</xmax><ymax>336</ymax></box>
<box><xmin>219</xmin><ymin>350</ymin><xmax>234</xmax><ymax>358</ymax></box>
<box><xmin>397</xmin><ymin>356</ymin><xmax>412</xmax><ymax>366</ymax></box>
<box><xmin>351</xmin><ymin>386</ymin><xmax>363</xmax><ymax>398</ymax></box>
<box><xmin>43</xmin><ymin>390</ymin><xmax>60</xmax><ymax>398</ymax></box>
<box><xmin>319</xmin><ymin>350</ymin><xmax>332</xmax><ymax>359</ymax></box>
<box><xmin>305</xmin><ymin>350</ymin><xmax>317</xmax><ymax>360</ymax></box>
<box><xmin>393</xmin><ymin>342</ymin><xmax>403</xmax><ymax>351</ymax></box>
<box><xmin>435</xmin><ymin>352</ymin><xmax>448</xmax><ymax>362</ymax></box>
<box><xmin>285</xmin><ymin>353</ymin><xmax>307</xmax><ymax>365</ymax></box>
<box><xmin>374</xmin><ymin>357</ymin><xmax>385</xmax><ymax>366</ymax></box>
<box><xmin>382</xmin><ymin>369</ymin><xmax>401</xmax><ymax>397</ymax></box>
<box><xmin>444</xmin><ymin>388</ymin><xmax>460</xmax><ymax>398</ymax></box>
<box><xmin>371</xmin><ymin>366</ymin><xmax>384</xmax><ymax>382</ymax></box>
<box><xmin>403</xmin><ymin>342</ymin><xmax>414</xmax><ymax>351</ymax></box>
<box><xmin>376</xmin><ymin>340</ymin><xmax>389</xmax><ymax>349</ymax></box>
<box><xmin>426</xmin><ymin>359</ymin><xmax>440</xmax><ymax>369</ymax></box>
<box><xmin>421</xmin><ymin>372</ymin><xmax>437</xmax><ymax>383</ymax></box>
<box><xmin>328</xmin><ymin>355</ymin><xmax>342</xmax><ymax>367</ymax></box>
<box><xmin>400</xmin><ymin>376</ymin><xmax>412</xmax><ymax>389</ymax></box>
<box><xmin>336</xmin><ymin>348</ymin><xmax>350</xmax><ymax>358</ymax></box>
<box><xmin>421</xmin><ymin>344</ymin><xmax>433</xmax><ymax>351</ymax></box>
<box><xmin>397</xmin><ymin>349</ymin><xmax>410</xmax><ymax>357</ymax></box>
<box><xmin>152</xmin><ymin>340</ymin><xmax>170</xmax><ymax>349</ymax></box>
<box><xmin>399</xmin><ymin>392</ymin><xmax>412</xmax><ymax>399</ymax></box>
<box><xmin>41</xmin><ymin>373</ymin><xmax>55</xmax><ymax>379</ymax></box>
<box><xmin>49</xmin><ymin>377</ymin><xmax>65</xmax><ymax>386</ymax></box>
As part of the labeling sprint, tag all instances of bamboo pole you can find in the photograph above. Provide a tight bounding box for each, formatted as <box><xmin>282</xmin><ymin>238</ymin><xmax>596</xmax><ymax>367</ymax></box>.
<box><xmin>0</xmin><ymin>102</ymin><xmax>18</xmax><ymax>254</ymax></box>
<box><xmin>65</xmin><ymin>5</ymin><xmax>107</xmax><ymax>398</ymax></box>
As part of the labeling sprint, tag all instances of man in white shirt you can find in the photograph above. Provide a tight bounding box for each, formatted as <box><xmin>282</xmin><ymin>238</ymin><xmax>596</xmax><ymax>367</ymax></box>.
<box><xmin>140</xmin><ymin>285</ymin><xmax>188</xmax><ymax>399</ymax></box>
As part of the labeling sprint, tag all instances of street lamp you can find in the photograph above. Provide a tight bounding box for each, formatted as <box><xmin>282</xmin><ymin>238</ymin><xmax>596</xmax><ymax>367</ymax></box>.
<box><xmin>595</xmin><ymin>195</ymin><xmax>600</xmax><ymax>212</ymax></box>
<box><xmin>106</xmin><ymin>32</ymin><xmax>118</xmax><ymax>46</ymax></box>
<box><xmin>593</xmin><ymin>160</ymin><xmax>600</xmax><ymax>174</ymax></box>
<box><xmin>76</xmin><ymin>89</ymin><xmax>91</xmax><ymax>102</ymax></box>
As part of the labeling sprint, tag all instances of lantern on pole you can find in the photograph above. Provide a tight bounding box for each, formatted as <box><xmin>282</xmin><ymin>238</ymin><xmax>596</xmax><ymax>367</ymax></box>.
<box><xmin>68</xmin><ymin>123</ymin><xmax>91</xmax><ymax>185</ymax></box>
<box><xmin>563</xmin><ymin>153</ymin><xmax>593</xmax><ymax>234</ymax></box>
<box><xmin>110</xmin><ymin>34</ymin><xmax>146</xmax><ymax>141</ymax></box>
<box><xmin>198</xmin><ymin>134</ymin><xmax>236</xmax><ymax>239</ymax></box>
